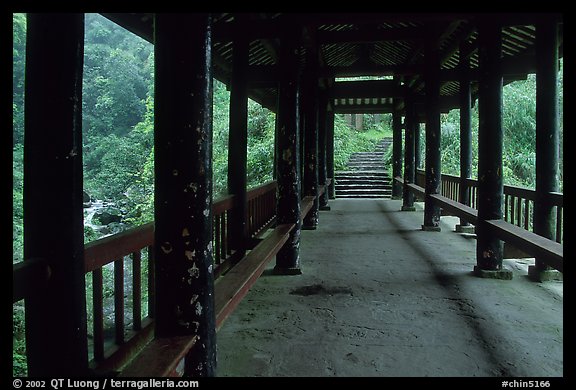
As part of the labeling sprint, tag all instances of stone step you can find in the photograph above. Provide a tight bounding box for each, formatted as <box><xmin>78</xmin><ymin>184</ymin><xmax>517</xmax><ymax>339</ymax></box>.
<box><xmin>335</xmin><ymin>185</ymin><xmax>392</xmax><ymax>192</ymax></box>
<box><xmin>335</xmin><ymin>178</ymin><xmax>391</xmax><ymax>185</ymax></box>
<box><xmin>335</xmin><ymin>170</ymin><xmax>389</xmax><ymax>176</ymax></box>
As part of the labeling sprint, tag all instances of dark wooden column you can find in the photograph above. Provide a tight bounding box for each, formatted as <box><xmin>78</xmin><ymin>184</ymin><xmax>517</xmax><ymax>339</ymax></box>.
<box><xmin>402</xmin><ymin>94</ymin><xmax>416</xmax><ymax>211</ymax></box>
<box><xmin>326</xmin><ymin>105</ymin><xmax>336</xmax><ymax>199</ymax></box>
<box><xmin>23</xmin><ymin>13</ymin><xmax>88</xmax><ymax>376</ymax></box>
<box><xmin>391</xmin><ymin>100</ymin><xmax>403</xmax><ymax>199</ymax></box>
<box><xmin>153</xmin><ymin>14</ymin><xmax>217</xmax><ymax>376</ymax></box>
<box><xmin>302</xmin><ymin>49</ymin><xmax>320</xmax><ymax>230</ymax></box>
<box><xmin>530</xmin><ymin>19</ymin><xmax>561</xmax><ymax>281</ymax></box>
<box><xmin>227</xmin><ymin>28</ymin><xmax>249</xmax><ymax>257</ymax></box>
<box><xmin>475</xmin><ymin>21</ymin><xmax>510</xmax><ymax>279</ymax></box>
<box><xmin>422</xmin><ymin>36</ymin><xmax>442</xmax><ymax>231</ymax></box>
<box><xmin>318</xmin><ymin>90</ymin><xmax>330</xmax><ymax>210</ymax></box>
<box><xmin>275</xmin><ymin>34</ymin><xmax>303</xmax><ymax>275</ymax></box>
<box><xmin>456</xmin><ymin>43</ymin><xmax>474</xmax><ymax>233</ymax></box>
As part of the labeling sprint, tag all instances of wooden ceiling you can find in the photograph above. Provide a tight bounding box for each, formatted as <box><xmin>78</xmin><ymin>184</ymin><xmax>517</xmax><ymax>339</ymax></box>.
<box><xmin>103</xmin><ymin>13</ymin><xmax>563</xmax><ymax>116</ymax></box>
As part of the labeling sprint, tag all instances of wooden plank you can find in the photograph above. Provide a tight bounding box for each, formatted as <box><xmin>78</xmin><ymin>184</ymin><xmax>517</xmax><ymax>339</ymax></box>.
<box><xmin>119</xmin><ymin>335</ymin><xmax>198</xmax><ymax>377</ymax></box>
<box><xmin>214</xmin><ymin>223</ymin><xmax>295</xmax><ymax>330</ymax></box>
<box><xmin>12</xmin><ymin>258</ymin><xmax>50</xmax><ymax>303</ymax></box>
<box><xmin>300</xmin><ymin>196</ymin><xmax>316</xmax><ymax>223</ymax></box>
<box><xmin>84</xmin><ymin>222</ymin><xmax>154</xmax><ymax>273</ymax></box>
<box><xmin>406</xmin><ymin>182</ymin><xmax>425</xmax><ymax>197</ymax></box>
<box><xmin>430</xmin><ymin>193</ymin><xmax>478</xmax><ymax>225</ymax></box>
<box><xmin>485</xmin><ymin>219</ymin><xmax>563</xmax><ymax>272</ymax></box>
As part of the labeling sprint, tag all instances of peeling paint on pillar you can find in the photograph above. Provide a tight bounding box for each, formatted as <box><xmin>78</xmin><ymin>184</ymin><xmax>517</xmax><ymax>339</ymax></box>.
<box><xmin>476</xmin><ymin>20</ymin><xmax>504</xmax><ymax>271</ymax></box>
<box><xmin>275</xmin><ymin>33</ymin><xmax>302</xmax><ymax>271</ymax></box>
<box><xmin>153</xmin><ymin>13</ymin><xmax>216</xmax><ymax>377</ymax></box>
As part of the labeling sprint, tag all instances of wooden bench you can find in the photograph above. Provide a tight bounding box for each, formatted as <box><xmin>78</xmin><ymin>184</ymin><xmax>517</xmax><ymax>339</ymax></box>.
<box><xmin>214</xmin><ymin>223</ymin><xmax>295</xmax><ymax>330</ymax></box>
<box><xmin>300</xmin><ymin>196</ymin><xmax>315</xmax><ymax>223</ymax></box>
<box><xmin>485</xmin><ymin>219</ymin><xmax>563</xmax><ymax>272</ymax></box>
<box><xmin>430</xmin><ymin>193</ymin><xmax>478</xmax><ymax>225</ymax></box>
<box><xmin>397</xmin><ymin>178</ymin><xmax>563</xmax><ymax>272</ymax></box>
<box><xmin>119</xmin><ymin>222</ymin><xmax>296</xmax><ymax>377</ymax></box>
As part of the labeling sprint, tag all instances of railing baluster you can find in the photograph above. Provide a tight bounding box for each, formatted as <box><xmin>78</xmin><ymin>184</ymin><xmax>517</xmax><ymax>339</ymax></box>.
<box><xmin>556</xmin><ymin>206</ymin><xmax>562</xmax><ymax>243</ymax></box>
<box><xmin>132</xmin><ymin>251</ymin><xmax>142</xmax><ymax>331</ymax></box>
<box><xmin>504</xmin><ymin>194</ymin><xmax>509</xmax><ymax>223</ymax></box>
<box><xmin>524</xmin><ymin>199</ymin><xmax>530</xmax><ymax>231</ymax></box>
<box><xmin>92</xmin><ymin>268</ymin><xmax>104</xmax><ymax>362</ymax></box>
<box><xmin>516</xmin><ymin>196</ymin><xmax>522</xmax><ymax>227</ymax></box>
<box><xmin>114</xmin><ymin>258</ymin><xmax>125</xmax><ymax>345</ymax></box>
<box><xmin>214</xmin><ymin>214</ymin><xmax>221</xmax><ymax>265</ymax></box>
<box><xmin>147</xmin><ymin>246</ymin><xmax>155</xmax><ymax>319</ymax></box>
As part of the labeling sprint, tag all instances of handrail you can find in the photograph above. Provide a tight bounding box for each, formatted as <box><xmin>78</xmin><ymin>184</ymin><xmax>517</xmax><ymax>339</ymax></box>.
<box><xmin>399</xmin><ymin>176</ymin><xmax>563</xmax><ymax>273</ymax></box>
<box><xmin>415</xmin><ymin>169</ymin><xmax>563</xmax><ymax>242</ymax></box>
<box><xmin>12</xmin><ymin>180</ymin><xmax>280</xmax><ymax>374</ymax></box>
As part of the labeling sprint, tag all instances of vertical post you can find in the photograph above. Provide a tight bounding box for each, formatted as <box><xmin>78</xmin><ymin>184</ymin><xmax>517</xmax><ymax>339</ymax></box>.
<box><xmin>275</xmin><ymin>34</ymin><xmax>303</xmax><ymax>275</ymax></box>
<box><xmin>402</xmin><ymin>94</ymin><xmax>416</xmax><ymax>211</ymax></box>
<box><xmin>326</xmin><ymin>104</ymin><xmax>336</xmax><ymax>199</ymax></box>
<box><xmin>154</xmin><ymin>13</ymin><xmax>217</xmax><ymax>376</ymax></box>
<box><xmin>318</xmin><ymin>90</ymin><xmax>330</xmax><ymax>210</ymax></box>
<box><xmin>23</xmin><ymin>13</ymin><xmax>88</xmax><ymax>376</ymax></box>
<box><xmin>391</xmin><ymin>98</ymin><xmax>403</xmax><ymax>199</ymax></box>
<box><xmin>227</xmin><ymin>23</ymin><xmax>249</xmax><ymax>256</ymax></box>
<box><xmin>456</xmin><ymin>43</ymin><xmax>475</xmax><ymax>233</ymax></box>
<box><xmin>529</xmin><ymin>19</ymin><xmax>561</xmax><ymax>281</ymax></box>
<box><xmin>475</xmin><ymin>20</ymin><xmax>511</xmax><ymax>279</ymax></box>
<box><xmin>302</xmin><ymin>46</ymin><xmax>319</xmax><ymax>230</ymax></box>
<box><xmin>422</xmin><ymin>35</ymin><xmax>442</xmax><ymax>231</ymax></box>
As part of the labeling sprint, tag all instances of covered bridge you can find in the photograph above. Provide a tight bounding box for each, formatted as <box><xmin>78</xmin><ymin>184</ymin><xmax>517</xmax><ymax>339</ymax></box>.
<box><xmin>13</xmin><ymin>12</ymin><xmax>563</xmax><ymax>378</ymax></box>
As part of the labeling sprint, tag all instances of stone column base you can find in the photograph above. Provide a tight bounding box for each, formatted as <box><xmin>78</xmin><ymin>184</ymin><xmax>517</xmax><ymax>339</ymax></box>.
<box><xmin>528</xmin><ymin>266</ymin><xmax>563</xmax><ymax>282</ymax></box>
<box><xmin>422</xmin><ymin>225</ymin><xmax>441</xmax><ymax>232</ymax></box>
<box><xmin>455</xmin><ymin>224</ymin><xmax>476</xmax><ymax>234</ymax></box>
<box><xmin>401</xmin><ymin>205</ymin><xmax>416</xmax><ymax>211</ymax></box>
<box><xmin>272</xmin><ymin>266</ymin><xmax>302</xmax><ymax>276</ymax></box>
<box><xmin>473</xmin><ymin>265</ymin><xmax>513</xmax><ymax>280</ymax></box>
<box><xmin>319</xmin><ymin>205</ymin><xmax>331</xmax><ymax>211</ymax></box>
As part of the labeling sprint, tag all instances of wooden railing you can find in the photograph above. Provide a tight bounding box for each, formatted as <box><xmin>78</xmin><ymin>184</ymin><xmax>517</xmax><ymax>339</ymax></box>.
<box><xmin>402</xmin><ymin>173</ymin><xmax>563</xmax><ymax>273</ymax></box>
<box><xmin>13</xmin><ymin>180</ymin><xmax>279</xmax><ymax>373</ymax></box>
<box><xmin>415</xmin><ymin>169</ymin><xmax>563</xmax><ymax>243</ymax></box>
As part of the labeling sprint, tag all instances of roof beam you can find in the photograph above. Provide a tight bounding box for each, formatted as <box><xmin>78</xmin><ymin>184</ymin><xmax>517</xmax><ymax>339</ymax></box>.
<box><xmin>324</xmin><ymin>64</ymin><xmax>423</xmax><ymax>78</ymax></box>
<box><xmin>318</xmin><ymin>26</ymin><xmax>421</xmax><ymax>44</ymax></box>
<box><xmin>330</xmin><ymin>80</ymin><xmax>406</xmax><ymax>99</ymax></box>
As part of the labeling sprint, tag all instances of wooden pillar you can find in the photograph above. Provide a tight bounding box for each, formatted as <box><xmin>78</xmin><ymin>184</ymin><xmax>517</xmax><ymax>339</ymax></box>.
<box><xmin>530</xmin><ymin>19</ymin><xmax>561</xmax><ymax>281</ymax></box>
<box><xmin>456</xmin><ymin>43</ymin><xmax>474</xmax><ymax>233</ymax></box>
<box><xmin>355</xmin><ymin>113</ymin><xmax>364</xmax><ymax>131</ymax></box>
<box><xmin>350</xmin><ymin>113</ymin><xmax>356</xmax><ymax>128</ymax></box>
<box><xmin>153</xmin><ymin>14</ymin><xmax>217</xmax><ymax>376</ymax></box>
<box><xmin>391</xmin><ymin>100</ymin><xmax>403</xmax><ymax>199</ymax></box>
<box><xmin>401</xmin><ymin>94</ymin><xmax>416</xmax><ymax>211</ymax></box>
<box><xmin>299</xmin><ymin>68</ymin><xmax>306</xmax><ymax>200</ymax></box>
<box><xmin>275</xmin><ymin>34</ymin><xmax>302</xmax><ymax>275</ymax></box>
<box><xmin>227</xmin><ymin>27</ymin><xmax>249</xmax><ymax>257</ymax></box>
<box><xmin>23</xmin><ymin>13</ymin><xmax>88</xmax><ymax>376</ymax></box>
<box><xmin>326</xmin><ymin>105</ymin><xmax>336</xmax><ymax>199</ymax></box>
<box><xmin>422</xmin><ymin>36</ymin><xmax>442</xmax><ymax>231</ymax></box>
<box><xmin>302</xmin><ymin>49</ymin><xmax>319</xmax><ymax>230</ymax></box>
<box><xmin>318</xmin><ymin>90</ymin><xmax>330</xmax><ymax>210</ymax></box>
<box><xmin>475</xmin><ymin>21</ymin><xmax>510</xmax><ymax>278</ymax></box>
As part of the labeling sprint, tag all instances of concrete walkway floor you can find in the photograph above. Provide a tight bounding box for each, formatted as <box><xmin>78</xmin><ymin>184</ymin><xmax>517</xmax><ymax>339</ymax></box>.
<box><xmin>216</xmin><ymin>199</ymin><xmax>563</xmax><ymax>377</ymax></box>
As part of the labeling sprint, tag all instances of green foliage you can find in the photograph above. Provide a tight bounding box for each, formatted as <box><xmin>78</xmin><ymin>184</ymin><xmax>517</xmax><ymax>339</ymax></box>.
<box><xmin>13</xmin><ymin>303</ymin><xmax>27</xmax><ymax>376</ymax></box>
<box><xmin>334</xmin><ymin>114</ymin><xmax>391</xmax><ymax>170</ymax></box>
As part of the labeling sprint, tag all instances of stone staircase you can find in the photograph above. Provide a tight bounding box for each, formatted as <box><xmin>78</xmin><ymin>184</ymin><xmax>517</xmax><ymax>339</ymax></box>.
<box><xmin>335</xmin><ymin>138</ymin><xmax>392</xmax><ymax>199</ymax></box>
